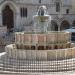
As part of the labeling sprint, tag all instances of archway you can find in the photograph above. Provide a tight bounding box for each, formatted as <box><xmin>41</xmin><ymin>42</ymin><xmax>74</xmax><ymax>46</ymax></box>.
<box><xmin>2</xmin><ymin>5</ymin><xmax>14</xmax><ymax>31</ymax></box>
<box><xmin>61</xmin><ymin>20</ymin><xmax>70</xmax><ymax>30</ymax></box>
<box><xmin>72</xmin><ymin>21</ymin><xmax>75</xmax><ymax>27</ymax></box>
<box><xmin>51</xmin><ymin>20</ymin><xmax>58</xmax><ymax>31</ymax></box>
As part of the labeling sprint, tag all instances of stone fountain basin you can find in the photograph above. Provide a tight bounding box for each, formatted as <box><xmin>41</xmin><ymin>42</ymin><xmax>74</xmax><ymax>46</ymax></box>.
<box><xmin>34</xmin><ymin>15</ymin><xmax>50</xmax><ymax>22</ymax></box>
<box><xmin>15</xmin><ymin>31</ymin><xmax>71</xmax><ymax>46</ymax></box>
<box><xmin>5</xmin><ymin>43</ymin><xmax>75</xmax><ymax>60</ymax></box>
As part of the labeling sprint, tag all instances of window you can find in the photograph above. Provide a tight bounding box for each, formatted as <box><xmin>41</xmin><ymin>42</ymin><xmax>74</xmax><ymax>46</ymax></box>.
<box><xmin>20</xmin><ymin>8</ymin><xmax>27</xmax><ymax>17</ymax></box>
<box><xmin>56</xmin><ymin>2</ymin><xmax>60</xmax><ymax>12</ymax></box>
<box><xmin>66</xmin><ymin>9</ymin><xmax>69</xmax><ymax>14</ymax></box>
<box><xmin>39</xmin><ymin>0</ymin><xmax>41</xmax><ymax>3</ymax></box>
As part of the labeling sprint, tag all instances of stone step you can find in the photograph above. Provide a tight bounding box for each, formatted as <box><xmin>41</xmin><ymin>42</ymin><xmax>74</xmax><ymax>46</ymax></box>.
<box><xmin>0</xmin><ymin>57</ymin><xmax>75</xmax><ymax>72</ymax></box>
<box><xmin>0</xmin><ymin>66</ymin><xmax>73</xmax><ymax>72</ymax></box>
<box><xmin>1</xmin><ymin>58</ymin><xmax>75</xmax><ymax>64</ymax></box>
<box><xmin>1</xmin><ymin>62</ymin><xmax>74</xmax><ymax>67</ymax></box>
<box><xmin>0</xmin><ymin>67</ymin><xmax>73</xmax><ymax>73</ymax></box>
<box><xmin>2</xmin><ymin>60</ymin><xmax>74</xmax><ymax>66</ymax></box>
<box><xmin>0</xmin><ymin>62</ymin><xmax>74</xmax><ymax>71</ymax></box>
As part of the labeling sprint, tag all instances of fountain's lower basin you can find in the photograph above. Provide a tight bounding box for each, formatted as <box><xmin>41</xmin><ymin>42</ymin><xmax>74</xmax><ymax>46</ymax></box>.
<box><xmin>5</xmin><ymin>43</ymin><xmax>75</xmax><ymax>60</ymax></box>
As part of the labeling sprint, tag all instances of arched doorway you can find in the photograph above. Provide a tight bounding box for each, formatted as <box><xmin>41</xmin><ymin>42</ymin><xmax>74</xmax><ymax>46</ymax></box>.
<box><xmin>61</xmin><ymin>20</ymin><xmax>70</xmax><ymax>30</ymax></box>
<box><xmin>51</xmin><ymin>20</ymin><xmax>58</xmax><ymax>31</ymax></box>
<box><xmin>2</xmin><ymin>5</ymin><xmax>14</xmax><ymax>31</ymax></box>
<box><xmin>72</xmin><ymin>21</ymin><xmax>75</xmax><ymax>27</ymax></box>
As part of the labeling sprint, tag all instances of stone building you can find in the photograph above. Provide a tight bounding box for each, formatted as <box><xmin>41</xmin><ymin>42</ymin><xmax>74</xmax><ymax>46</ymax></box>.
<box><xmin>0</xmin><ymin>0</ymin><xmax>75</xmax><ymax>31</ymax></box>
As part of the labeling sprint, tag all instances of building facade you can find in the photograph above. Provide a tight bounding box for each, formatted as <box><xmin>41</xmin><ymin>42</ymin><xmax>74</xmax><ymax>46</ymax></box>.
<box><xmin>0</xmin><ymin>0</ymin><xmax>75</xmax><ymax>31</ymax></box>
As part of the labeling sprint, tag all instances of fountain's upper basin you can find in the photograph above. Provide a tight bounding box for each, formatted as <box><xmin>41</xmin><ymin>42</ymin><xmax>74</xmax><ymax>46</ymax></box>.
<box><xmin>34</xmin><ymin>15</ymin><xmax>50</xmax><ymax>22</ymax></box>
<box><xmin>15</xmin><ymin>31</ymin><xmax>71</xmax><ymax>49</ymax></box>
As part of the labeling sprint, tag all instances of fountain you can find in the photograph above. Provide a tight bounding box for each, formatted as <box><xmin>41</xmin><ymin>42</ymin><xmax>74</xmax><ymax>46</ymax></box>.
<box><xmin>1</xmin><ymin>6</ymin><xmax>75</xmax><ymax>74</ymax></box>
<box><xmin>9</xmin><ymin>6</ymin><xmax>72</xmax><ymax>60</ymax></box>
